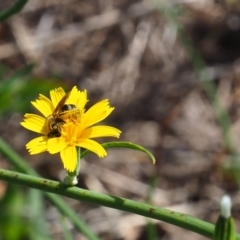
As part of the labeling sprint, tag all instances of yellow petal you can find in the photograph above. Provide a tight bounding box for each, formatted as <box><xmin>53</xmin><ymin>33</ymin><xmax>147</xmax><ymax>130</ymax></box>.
<box><xmin>21</xmin><ymin>114</ymin><xmax>48</xmax><ymax>134</ymax></box>
<box><xmin>65</xmin><ymin>86</ymin><xmax>77</xmax><ymax>104</ymax></box>
<box><xmin>76</xmin><ymin>139</ymin><xmax>106</xmax><ymax>157</ymax></box>
<box><xmin>50</xmin><ymin>87</ymin><xmax>66</xmax><ymax>108</ymax></box>
<box><xmin>82</xmin><ymin>126</ymin><xmax>121</xmax><ymax>139</ymax></box>
<box><xmin>60</xmin><ymin>146</ymin><xmax>77</xmax><ymax>172</ymax></box>
<box><xmin>65</xmin><ymin>86</ymin><xmax>88</xmax><ymax>110</ymax></box>
<box><xmin>31</xmin><ymin>94</ymin><xmax>54</xmax><ymax>117</ymax></box>
<box><xmin>76</xmin><ymin>89</ymin><xmax>88</xmax><ymax>111</ymax></box>
<box><xmin>83</xmin><ymin>99</ymin><xmax>114</xmax><ymax>127</ymax></box>
<box><xmin>47</xmin><ymin>138</ymin><xmax>68</xmax><ymax>154</ymax></box>
<box><xmin>26</xmin><ymin>136</ymin><xmax>48</xmax><ymax>154</ymax></box>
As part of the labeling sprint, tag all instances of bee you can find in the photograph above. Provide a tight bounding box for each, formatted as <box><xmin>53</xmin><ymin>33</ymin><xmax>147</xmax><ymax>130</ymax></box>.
<box><xmin>46</xmin><ymin>92</ymin><xmax>80</xmax><ymax>138</ymax></box>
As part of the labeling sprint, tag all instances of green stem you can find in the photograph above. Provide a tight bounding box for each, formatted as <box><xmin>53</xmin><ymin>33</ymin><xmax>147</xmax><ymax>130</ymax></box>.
<box><xmin>76</xmin><ymin>146</ymin><xmax>81</xmax><ymax>174</ymax></box>
<box><xmin>0</xmin><ymin>137</ymin><xmax>100</xmax><ymax>240</ymax></box>
<box><xmin>0</xmin><ymin>0</ymin><xmax>28</xmax><ymax>22</ymax></box>
<box><xmin>0</xmin><ymin>168</ymin><xmax>236</xmax><ymax>240</ymax></box>
<box><xmin>146</xmin><ymin>176</ymin><xmax>159</xmax><ymax>240</ymax></box>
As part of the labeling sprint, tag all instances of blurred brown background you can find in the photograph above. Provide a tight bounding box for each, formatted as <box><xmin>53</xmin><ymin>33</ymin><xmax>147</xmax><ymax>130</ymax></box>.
<box><xmin>1</xmin><ymin>0</ymin><xmax>240</xmax><ymax>239</ymax></box>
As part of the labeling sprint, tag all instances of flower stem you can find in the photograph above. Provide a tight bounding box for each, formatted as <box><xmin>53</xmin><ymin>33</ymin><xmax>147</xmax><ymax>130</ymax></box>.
<box><xmin>1</xmin><ymin>168</ymin><xmax>238</xmax><ymax>240</ymax></box>
<box><xmin>0</xmin><ymin>137</ymin><xmax>100</xmax><ymax>240</ymax></box>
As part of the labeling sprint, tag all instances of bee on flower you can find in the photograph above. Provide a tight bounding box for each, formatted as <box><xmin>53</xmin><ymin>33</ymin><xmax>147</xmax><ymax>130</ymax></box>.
<box><xmin>21</xmin><ymin>86</ymin><xmax>121</xmax><ymax>173</ymax></box>
<box><xmin>45</xmin><ymin>90</ymin><xmax>81</xmax><ymax>138</ymax></box>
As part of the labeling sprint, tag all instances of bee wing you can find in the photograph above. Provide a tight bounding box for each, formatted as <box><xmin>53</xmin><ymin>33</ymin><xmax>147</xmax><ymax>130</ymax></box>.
<box><xmin>53</xmin><ymin>91</ymin><xmax>71</xmax><ymax>117</ymax></box>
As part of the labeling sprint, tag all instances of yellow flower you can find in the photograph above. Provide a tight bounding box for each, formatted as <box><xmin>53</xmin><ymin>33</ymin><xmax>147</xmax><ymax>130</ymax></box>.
<box><xmin>21</xmin><ymin>86</ymin><xmax>121</xmax><ymax>172</ymax></box>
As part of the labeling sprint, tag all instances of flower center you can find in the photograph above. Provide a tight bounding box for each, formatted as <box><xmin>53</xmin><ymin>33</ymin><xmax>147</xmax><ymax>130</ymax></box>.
<box><xmin>61</xmin><ymin>119</ymin><xmax>82</xmax><ymax>146</ymax></box>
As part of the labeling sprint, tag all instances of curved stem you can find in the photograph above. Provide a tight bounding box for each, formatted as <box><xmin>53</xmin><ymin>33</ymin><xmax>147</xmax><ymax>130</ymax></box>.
<box><xmin>0</xmin><ymin>137</ymin><xmax>100</xmax><ymax>240</ymax></box>
<box><xmin>0</xmin><ymin>0</ymin><xmax>28</xmax><ymax>22</ymax></box>
<box><xmin>0</xmin><ymin>168</ymin><xmax>237</xmax><ymax>240</ymax></box>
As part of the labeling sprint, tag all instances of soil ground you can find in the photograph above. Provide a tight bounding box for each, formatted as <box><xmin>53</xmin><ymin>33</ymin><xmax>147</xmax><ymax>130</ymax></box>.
<box><xmin>1</xmin><ymin>0</ymin><xmax>240</xmax><ymax>239</ymax></box>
